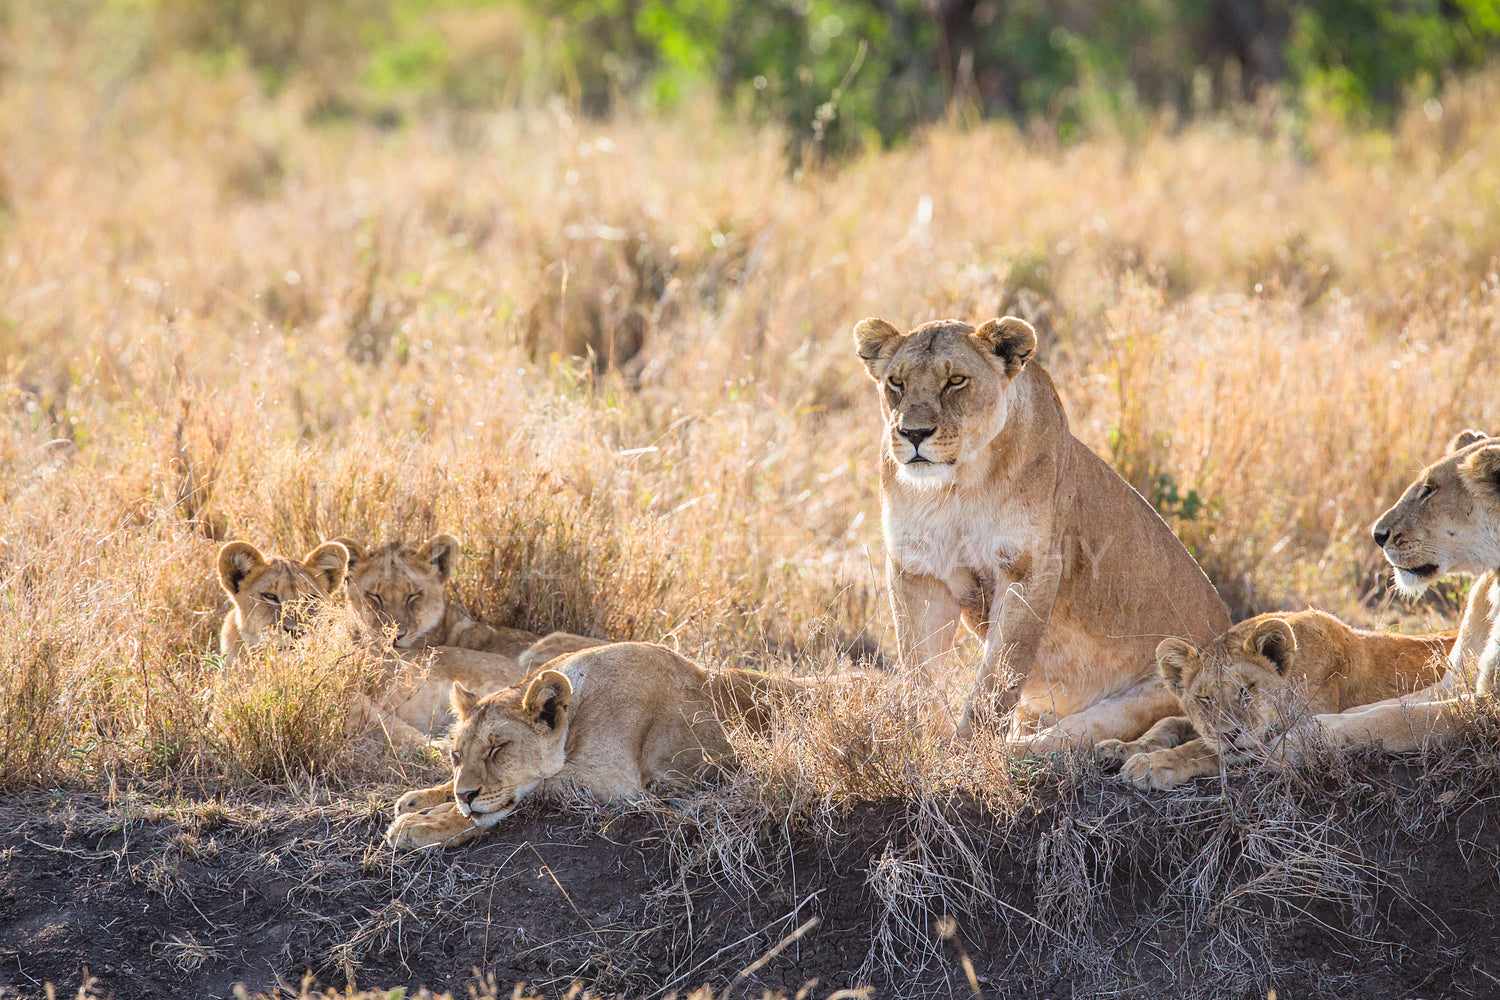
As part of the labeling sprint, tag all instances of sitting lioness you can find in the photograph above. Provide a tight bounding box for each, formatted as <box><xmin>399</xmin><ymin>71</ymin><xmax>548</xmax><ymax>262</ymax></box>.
<box><xmin>333</xmin><ymin>534</ymin><xmax>547</xmax><ymax>657</ymax></box>
<box><xmin>385</xmin><ymin>642</ymin><xmax>816</xmax><ymax>849</ymax></box>
<box><xmin>217</xmin><ymin>540</ymin><xmax>351</xmax><ymax>665</ymax></box>
<box><xmin>853</xmin><ymin>316</ymin><xmax>1230</xmax><ymax>743</ymax></box>
<box><xmin>1099</xmin><ymin>609</ymin><xmax>1454</xmax><ymax>789</ymax></box>
<box><xmin>1311</xmin><ymin>430</ymin><xmax>1500</xmax><ymax>751</ymax></box>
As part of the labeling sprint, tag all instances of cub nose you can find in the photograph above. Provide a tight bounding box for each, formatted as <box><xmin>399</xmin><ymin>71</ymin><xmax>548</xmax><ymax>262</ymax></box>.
<box><xmin>900</xmin><ymin>427</ymin><xmax>936</xmax><ymax>448</ymax></box>
<box><xmin>1372</xmin><ymin>527</ymin><xmax>1390</xmax><ymax>548</ymax></box>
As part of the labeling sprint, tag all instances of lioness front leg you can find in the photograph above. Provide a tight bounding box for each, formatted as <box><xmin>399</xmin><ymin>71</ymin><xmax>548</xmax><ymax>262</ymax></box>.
<box><xmin>1119</xmin><ymin>738</ymin><xmax>1220</xmax><ymax>790</ymax></box>
<box><xmin>394</xmin><ymin>780</ymin><xmax>454</xmax><ymax>817</ymax></box>
<box><xmin>959</xmin><ymin>566</ymin><xmax>1060</xmax><ymax>739</ymax></box>
<box><xmin>888</xmin><ymin>562</ymin><xmax>961</xmax><ymax>730</ymax></box>
<box><xmin>1096</xmin><ymin>716</ymin><xmax>1197</xmax><ymax>762</ymax></box>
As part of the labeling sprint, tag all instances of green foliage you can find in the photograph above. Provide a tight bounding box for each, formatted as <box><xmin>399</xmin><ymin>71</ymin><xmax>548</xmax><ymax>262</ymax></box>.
<box><xmin>58</xmin><ymin>0</ymin><xmax>1500</xmax><ymax>144</ymax></box>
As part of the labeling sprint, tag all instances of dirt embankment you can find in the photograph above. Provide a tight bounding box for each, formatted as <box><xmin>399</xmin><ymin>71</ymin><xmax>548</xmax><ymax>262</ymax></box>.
<box><xmin>3</xmin><ymin>757</ymin><xmax>1500</xmax><ymax>1000</ymax></box>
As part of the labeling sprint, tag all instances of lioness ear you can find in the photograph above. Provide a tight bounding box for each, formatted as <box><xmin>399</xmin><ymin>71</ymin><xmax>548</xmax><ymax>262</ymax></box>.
<box><xmin>330</xmin><ymin>536</ymin><xmax>366</xmax><ymax>571</ymax></box>
<box><xmin>521</xmin><ymin>669</ymin><xmax>573</xmax><ymax>730</ymax></box>
<box><xmin>302</xmin><ymin>541</ymin><xmax>349</xmax><ymax>595</ymax></box>
<box><xmin>852</xmin><ymin>318</ymin><xmax>904</xmax><ymax>381</ymax></box>
<box><xmin>451</xmin><ymin>682</ymin><xmax>480</xmax><ymax>721</ymax></box>
<box><xmin>217</xmin><ymin>541</ymin><xmax>268</xmax><ymax>596</ymax></box>
<box><xmin>1460</xmin><ymin>444</ymin><xmax>1500</xmax><ymax>509</ymax></box>
<box><xmin>1155</xmin><ymin>638</ymin><xmax>1197</xmax><ymax>695</ymax></box>
<box><xmin>1448</xmin><ymin>429</ymin><xmax>1491</xmax><ymax>453</ymax></box>
<box><xmin>1245</xmin><ymin>618</ymin><xmax>1297</xmax><ymax>675</ymax></box>
<box><xmin>420</xmin><ymin>533</ymin><xmax>460</xmax><ymax>583</ymax></box>
<box><xmin>971</xmin><ymin>317</ymin><xmax>1036</xmax><ymax>379</ymax></box>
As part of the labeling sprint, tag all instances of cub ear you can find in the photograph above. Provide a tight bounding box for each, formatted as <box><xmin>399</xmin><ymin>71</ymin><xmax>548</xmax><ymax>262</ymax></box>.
<box><xmin>301</xmin><ymin>541</ymin><xmax>349</xmax><ymax>595</ymax></box>
<box><xmin>971</xmin><ymin>317</ymin><xmax>1036</xmax><ymax>379</ymax></box>
<box><xmin>419</xmin><ymin>533</ymin><xmax>460</xmax><ymax>583</ymax></box>
<box><xmin>217</xmin><ymin>541</ymin><xmax>268</xmax><ymax>596</ymax></box>
<box><xmin>852</xmin><ymin>318</ymin><xmax>904</xmax><ymax>380</ymax></box>
<box><xmin>1245</xmin><ymin>618</ymin><xmax>1297</xmax><ymax>675</ymax></box>
<box><xmin>1448</xmin><ymin>429</ymin><xmax>1491</xmax><ymax>453</ymax></box>
<box><xmin>451</xmin><ymin>682</ymin><xmax>481</xmax><ymax>721</ymax></box>
<box><xmin>1460</xmin><ymin>443</ymin><xmax>1500</xmax><ymax>509</ymax></box>
<box><xmin>1155</xmin><ymin>638</ymin><xmax>1197</xmax><ymax>695</ymax></box>
<box><xmin>521</xmin><ymin>669</ymin><xmax>573</xmax><ymax>730</ymax></box>
<box><xmin>329</xmin><ymin>536</ymin><xmax>366</xmax><ymax>571</ymax></box>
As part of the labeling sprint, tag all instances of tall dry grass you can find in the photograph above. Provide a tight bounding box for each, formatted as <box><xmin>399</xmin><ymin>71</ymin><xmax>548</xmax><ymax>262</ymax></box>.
<box><xmin>3</xmin><ymin>2</ymin><xmax>1500</xmax><ymax>797</ymax></box>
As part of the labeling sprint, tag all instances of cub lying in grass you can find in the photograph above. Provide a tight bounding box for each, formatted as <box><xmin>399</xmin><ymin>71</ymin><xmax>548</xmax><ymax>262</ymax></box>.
<box><xmin>1098</xmin><ymin>609</ymin><xmax>1453</xmax><ymax>790</ymax></box>
<box><xmin>334</xmin><ymin>531</ymin><xmax>611</xmax><ymax>674</ymax></box>
<box><xmin>385</xmin><ymin>642</ymin><xmax>820</xmax><ymax>849</ymax></box>
<box><xmin>216</xmin><ymin>539</ymin><xmax>529</xmax><ymax>743</ymax></box>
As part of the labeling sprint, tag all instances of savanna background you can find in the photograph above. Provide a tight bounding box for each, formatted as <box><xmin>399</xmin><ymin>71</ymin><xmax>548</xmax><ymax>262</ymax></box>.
<box><xmin>4</xmin><ymin>1</ymin><xmax>1500</xmax><ymax>997</ymax></box>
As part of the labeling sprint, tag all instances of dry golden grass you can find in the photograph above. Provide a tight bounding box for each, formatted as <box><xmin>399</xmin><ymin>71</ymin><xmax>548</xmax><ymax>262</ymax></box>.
<box><xmin>3</xmin><ymin>1</ymin><xmax>1500</xmax><ymax>808</ymax></box>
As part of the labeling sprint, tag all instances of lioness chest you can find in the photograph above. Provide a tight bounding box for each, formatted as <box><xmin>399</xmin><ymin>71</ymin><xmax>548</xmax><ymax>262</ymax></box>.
<box><xmin>884</xmin><ymin>489</ymin><xmax>1031</xmax><ymax>594</ymax></box>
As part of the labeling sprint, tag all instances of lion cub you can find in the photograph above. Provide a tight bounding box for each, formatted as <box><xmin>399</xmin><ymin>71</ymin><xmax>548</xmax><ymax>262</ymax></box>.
<box><xmin>385</xmin><ymin>642</ymin><xmax>819</xmax><ymax>849</ymax></box>
<box><xmin>1100</xmin><ymin>609</ymin><xmax>1453</xmax><ymax>790</ymax></box>
<box><xmin>217</xmin><ymin>540</ymin><xmax>350</xmax><ymax>665</ymax></box>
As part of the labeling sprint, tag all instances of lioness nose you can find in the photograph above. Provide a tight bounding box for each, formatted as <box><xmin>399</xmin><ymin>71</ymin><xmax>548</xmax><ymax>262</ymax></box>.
<box><xmin>900</xmin><ymin>427</ymin><xmax>936</xmax><ymax>447</ymax></box>
<box><xmin>1372</xmin><ymin>527</ymin><xmax>1390</xmax><ymax>548</ymax></box>
<box><xmin>458</xmin><ymin>788</ymin><xmax>479</xmax><ymax>806</ymax></box>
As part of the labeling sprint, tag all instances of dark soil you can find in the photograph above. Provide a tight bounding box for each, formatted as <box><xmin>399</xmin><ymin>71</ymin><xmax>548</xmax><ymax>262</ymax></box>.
<box><xmin>4</xmin><ymin>757</ymin><xmax>1500</xmax><ymax>1000</ymax></box>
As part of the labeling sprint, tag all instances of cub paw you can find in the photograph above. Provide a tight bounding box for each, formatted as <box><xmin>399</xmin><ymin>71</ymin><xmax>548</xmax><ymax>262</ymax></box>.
<box><xmin>394</xmin><ymin>784</ymin><xmax>453</xmax><ymax>817</ymax></box>
<box><xmin>1094</xmin><ymin>738</ymin><xmax>1140</xmax><ymax>763</ymax></box>
<box><xmin>385</xmin><ymin>801</ymin><xmax>481</xmax><ymax>850</ymax></box>
<box><xmin>1119</xmin><ymin>749</ymin><xmax>1197</xmax><ymax>790</ymax></box>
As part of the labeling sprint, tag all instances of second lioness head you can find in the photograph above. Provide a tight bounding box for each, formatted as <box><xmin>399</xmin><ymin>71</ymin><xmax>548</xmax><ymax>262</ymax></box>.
<box><xmin>853</xmin><ymin>316</ymin><xmax>1037</xmax><ymax>489</ymax></box>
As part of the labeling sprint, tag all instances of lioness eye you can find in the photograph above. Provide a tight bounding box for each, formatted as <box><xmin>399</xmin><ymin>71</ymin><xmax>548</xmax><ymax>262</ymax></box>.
<box><xmin>365</xmin><ymin>592</ymin><xmax>383</xmax><ymax>608</ymax></box>
<box><xmin>887</xmin><ymin>376</ymin><xmax>904</xmax><ymax>391</ymax></box>
<box><xmin>260</xmin><ymin>592</ymin><xmax>281</xmax><ymax>605</ymax></box>
<box><xmin>487</xmin><ymin>741</ymin><xmax>510</xmax><ymax>758</ymax></box>
<box><xmin>946</xmin><ymin>375</ymin><xmax>967</xmax><ymax>389</ymax></box>
<box><xmin>405</xmin><ymin>593</ymin><xmax>420</xmax><ymax>608</ymax></box>
<box><xmin>1419</xmin><ymin>482</ymin><xmax>1438</xmax><ymax>501</ymax></box>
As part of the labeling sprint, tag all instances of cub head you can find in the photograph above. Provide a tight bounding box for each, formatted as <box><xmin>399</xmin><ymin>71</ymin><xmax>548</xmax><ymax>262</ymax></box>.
<box><xmin>217</xmin><ymin>540</ymin><xmax>349</xmax><ymax>651</ymax></box>
<box><xmin>1370</xmin><ymin>430</ymin><xmax>1500</xmax><ymax>597</ymax></box>
<box><xmin>332</xmin><ymin>533</ymin><xmax>459</xmax><ymax>648</ymax></box>
<box><xmin>1156</xmin><ymin>616</ymin><xmax>1302</xmax><ymax>760</ymax></box>
<box><xmin>447</xmin><ymin>671</ymin><xmax>573</xmax><ymax>827</ymax></box>
<box><xmin>853</xmin><ymin>316</ymin><xmax>1037</xmax><ymax>489</ymax></box>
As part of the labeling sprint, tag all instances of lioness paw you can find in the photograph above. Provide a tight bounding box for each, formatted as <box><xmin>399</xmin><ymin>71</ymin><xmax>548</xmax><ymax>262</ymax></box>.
<box><xmin>385</xmin><ymin>801</ymin><xmax>481</xmax><ymax>850</ymax></box>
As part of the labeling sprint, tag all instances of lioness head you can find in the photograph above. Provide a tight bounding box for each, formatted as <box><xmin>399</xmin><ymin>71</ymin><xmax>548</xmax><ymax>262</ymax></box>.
<box><xmin>217</xmin><ymin>540</ymin><xmax>349</xmax><ymax>651</ymax></box>
<box><xmin>446</xmin><ymin>672</ymin><xmax>573</xmax><ymax>827</ymax></box>
<box><xmin>853</xmin><ymin>316</ymin><xmax>1037</xmax><ymax>489</ymax></box>
<box><xmin>1156</xmin><ymin>618</ymin><xmax>1303</xmax><ymax>760</ymax></box>
<box><xmin>1371</xmin><ymin>430</ymin><xmax>1500</xmax><ymax>596</ymax></box>
<box><xmin>332</xmin><ymin>533</ymin><xmax>459</xmax><ymax>647</ymax></box>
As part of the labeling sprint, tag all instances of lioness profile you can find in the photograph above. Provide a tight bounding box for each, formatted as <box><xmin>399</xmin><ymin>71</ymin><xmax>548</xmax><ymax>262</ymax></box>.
<box><xmin>853</xmin><ymin>316</ymin><xmax>1229</xmax><ymax>743</ymax></box>
<box><xmin>385</xmin><ymin>642</ymin><xmax>817</xmax><ymax>849</ymax></box>
<box><xmin>1099</xmin><ymin>609</ymin><xmax>1453</xmax><ymax>789</ymax></box>
<box><xmin>1312</xmin><ymin>431</ymin><xmax>1500</xmax><ymax>751</ymax></box>
<box><xmin>217</xmin><ymin>540</ymin><xmax>350</xmax><ymax>665</ymax></box>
